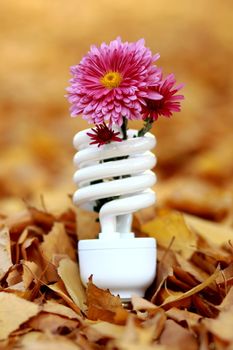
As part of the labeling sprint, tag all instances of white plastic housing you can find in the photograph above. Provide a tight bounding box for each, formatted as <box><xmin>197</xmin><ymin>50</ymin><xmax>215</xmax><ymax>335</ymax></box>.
<box><xmin>78</xmin><ymin>237</ymin><xmax>156</xmax><ymax>299</ymax></box>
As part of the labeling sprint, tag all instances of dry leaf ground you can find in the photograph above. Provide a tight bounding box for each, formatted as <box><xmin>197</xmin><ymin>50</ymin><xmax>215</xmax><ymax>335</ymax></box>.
<box><xmin>0</xmin><ymin>1</ymin><xmax>233</xmax><ymax>349</ymax></box>
<box><xmin>0</xmin><ymin>205</ymin><xmax>233</xmax><ymax>349</ymax></box>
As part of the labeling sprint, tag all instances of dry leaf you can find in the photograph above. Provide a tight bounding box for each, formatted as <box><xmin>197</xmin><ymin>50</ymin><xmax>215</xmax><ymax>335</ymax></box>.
<box><xmin>165</xmin><ymin>307</ymin><xmax>201</xmax><ymax>327</ymax></box>
<box><xmin>17</xmin><ymin>331</ymin><xmax>81</xmax><ymax>350</ymax></box>
<box><xmin>0</xmin><ymin>292</ymin><xmax>39</xmax><ymax>340</ymax></box>
<box><xmin>160</xmin><ymin>319</ymin><xmax>198</xmax><ymax>350</ymax></box>
<box><xmin>57</xmin><ymin>258</ymin><xmax>86</xmax><ymax>311</ymax></box>
<box><xmin>28</xmin><ymin>312</ymin><xmax>79</xmax><ymax>334</ymax></box>
<box><xmin>142</xmin><ymin>211</ymin><xmax>197</xmax><ymax>259</ymax></box>
<box><xmin>0</xmin><ymin>227</ymin><xmax>12</xmax><ymax>279</ymax></box>
<box><xmin>131</xmin><ymin>296</ymin><xmax>157</xmax><ymax>311</ymax></box>
<box><xmin>164</xmin><ymin>178</ymin><xmax>232</xmax><ymax>221</ymax></box>
<box><xmin>184</xmin><ymin>214</ymin><xmax>233</xmax><ymax>247</ymax></box>
<box><xmin>42</xmin><ymin>301</ymin><xmax>80</xmax><ymax>320</ymax></box>
<box><xmin>86</xmin><ymin>321</ymin><xmax>125</xmax><ymax>340</ymax></box>
<box><xmin>160</xmin><ymin>267</ymin><xmax>220</xmax><ymax>308</ymax></box>
<box><xmin>115</xmin><ymin>314</ymin><xmax>167</xmax><ymax>350</ymax></box>
<box><xmin>203</xmin><ymin>305</ymin><xmax>233</xmax><ymax>342</ymax></box>
<box><xmin>218</xmin><ymin>287</ymin><xmax>233</xmax><ymax>311</ymax></box>
<box><xmin>40</xmin><ymin>222</ymin><xmax>76</xmax><ymax>262</ymax></box>
<box><xmin>22</xmin><ymin>261</ymin><xmax>39</xmax><ymax>289</ymax></box>
<box><xmin>47</xmin><ymin>280</ymin><xmax>81</xmax><ymax>315</ymax></box>
<box><xmin>76</xmin><ymin>207</ymin><xmax>99</xmax><ymax>240</ymax></box>
<box><xmin>86</xmin><ymin>277</ymin><xmax>128</xmax><ymax>324</ymax></box>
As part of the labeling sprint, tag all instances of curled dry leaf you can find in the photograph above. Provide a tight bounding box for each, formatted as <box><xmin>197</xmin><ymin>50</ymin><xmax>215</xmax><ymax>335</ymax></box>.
<box><xmin>22</xmin><ymin>260</ymin><xmax>39</xmax><ymax>289</ymax></box>
<box><xmin>47</xmin><ymin>280</ymin><xmax>81</xmax><ymax>315</ymax></box>
<box><xmin>159</xmin><ymin>267</ymin><xmax>220</xmax><ymax>308</ymax></box>
<box><xmin>0</xmin><ymin>292</ymin><xmax>39</xmax><ymax>340</ymax></box>
<box><xmin>86</xmin><ymin>277</ymin><xmax>128</xmax><ymax>324</ymax></box>
<box><xmin>57</xmin><ymin>258</ymin><xmax>86</xmax><ymax>311</ymax></box>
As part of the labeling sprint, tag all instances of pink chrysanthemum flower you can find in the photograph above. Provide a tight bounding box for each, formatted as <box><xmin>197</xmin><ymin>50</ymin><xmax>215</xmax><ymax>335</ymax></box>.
<box><xmin>66</xmin><ymin>37</ymin><xmax>162</xmax><ymax>126</ymax></box>
<box><xmin>87</xmin><ymin>123</ymin><xmax>122</xmax><ymax>147</ymax></box>
<box><xmin>142</xmin><ymin>74</ymin><xmax>184</xmax><ymax>121</ymax></box>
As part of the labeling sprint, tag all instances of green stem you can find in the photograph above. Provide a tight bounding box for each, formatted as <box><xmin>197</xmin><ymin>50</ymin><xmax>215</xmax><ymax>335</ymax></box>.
<box><xmin>138</xmin><ymin>118</ymin><xmax>153</xmax><ymax>137</ymax></box>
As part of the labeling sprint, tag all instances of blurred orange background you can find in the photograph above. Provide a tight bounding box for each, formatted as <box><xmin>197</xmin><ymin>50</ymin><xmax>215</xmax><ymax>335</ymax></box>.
<box><xmin>0</xmin><ymin>0</ymin><xmax>233</xmax><ymax>217</ymax></box>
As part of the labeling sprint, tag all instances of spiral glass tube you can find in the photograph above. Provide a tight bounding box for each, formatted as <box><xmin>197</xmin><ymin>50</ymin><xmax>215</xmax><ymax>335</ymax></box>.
<box><xmin>73</xmin><ymin>128</ymin><xmax>157</xmax><ymax>238</ymax></box>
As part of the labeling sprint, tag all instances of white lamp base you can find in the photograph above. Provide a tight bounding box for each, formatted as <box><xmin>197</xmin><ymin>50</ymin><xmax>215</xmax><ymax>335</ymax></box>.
<box><xmin>78</xmin><ymin>237</ymin><xmax>156</xmax><ymax>299</ymax></box>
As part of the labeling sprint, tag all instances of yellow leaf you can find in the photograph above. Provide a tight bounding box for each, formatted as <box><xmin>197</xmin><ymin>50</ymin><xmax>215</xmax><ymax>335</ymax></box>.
<box><xmin>141</xmin><ymin>211</ymin><xmax>197</xmax><ymax>258</ymax></box>
<box><xmin>184</xmin><ymin>213</ymin><xmax>233</xmax><ymax>247</ymax></box>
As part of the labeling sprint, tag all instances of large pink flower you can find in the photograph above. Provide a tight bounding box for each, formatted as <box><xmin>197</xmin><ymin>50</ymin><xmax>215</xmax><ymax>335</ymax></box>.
<box><xmin>142</xmin><ymin>74</ymin><xmax>184</xmax><ymax>121</ymax></box>
<box><xmin>66</xmin><ymin>37</ymin><xmax>162</xmax><ymax>126</ymax></box>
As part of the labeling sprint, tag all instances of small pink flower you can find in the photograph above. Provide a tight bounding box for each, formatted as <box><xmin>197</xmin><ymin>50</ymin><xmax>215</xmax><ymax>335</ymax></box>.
<box><xmin>142</xmin><ymin>74</ymin><xmax>184</xmax><ymax>121</ymax></box>
<box><xmin>87</xmin><ymin>123</ymin><xmax>122</xmax><ymax>147</ymax></box>
<box><xmin>66</xmin><ymin>37</ymin><xmax>162</xmax><ymax>126</ymax></box>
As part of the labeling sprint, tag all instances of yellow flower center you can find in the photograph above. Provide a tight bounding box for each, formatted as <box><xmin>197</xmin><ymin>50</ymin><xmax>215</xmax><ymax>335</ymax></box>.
<box><xmin>100</xmin><ymin>71</ymin><xmax>122</xmax><ymax>89</ymax></box>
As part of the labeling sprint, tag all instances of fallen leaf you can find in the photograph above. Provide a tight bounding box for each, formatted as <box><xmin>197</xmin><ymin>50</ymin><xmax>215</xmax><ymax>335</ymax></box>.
<box><xmin>57</xmin><ymin>258</ymin><xmax>86</xmax><ymax>311</ymax></box>
<box><xmin>28</xmin><ymin>207</ymin><xmax>55</xmax><ymax>232</ymax></box>
<box><xmin>184</xmin><ymin>213</ymin><xmax>233</xmax><ymax>247</ymax></box>
<box><xmin>131</xmin><ymin>296</ymin><xmax>157</xmax><ymax>311</ymax></box>
<box><xmin>76</xmin><ymin>207</ymin><xmax>99</xmax><ymax>240</ymax></box>
<box><xmin>142</xmin><ymin>211</ymin><xmax>197</xmax><ymax>259</ymax></box>
<box><xmin>165</xmin><ymin>307</ymin><xmax>201</xmax><ymax>327</ymax></box>
<box><xmin>17</xmin><ymin>331</ymin><xmax>81</xmax><ymax>350</ymax></box>
<box><xmin>203</xmin><ymin>305</ymin><xmax>233</xmax><ymax>342</ymax></box>
<box><xmin>164</xmin><ymin>178</ymin><xmax>232</xmax><ymax>221</ymax></box>
<box><xmin>40</xmin><ymin>222</ymin><xmax>76</xmax><ymax>262</ymax></box>
<box><xmin>86</xmin><ymin>277</ymin><xmax>128</xmax><ymax>324</ymax></box>
<box><xmin>22</xmin><ymin>261</ymin><xmax>39</xmax><ymax>289</ymax></box>
<box><xmin>47</xmin><ymin>280</ymin><xmax>81</xmax><ymax>315</ymax></box>
<box><xmin>115</xmin><ymin>313</ymin><xmax>167</xmax><ymax>349</ymax></box>
<box><xmin>0</xmin><ymin>292</ymin><xmax>39</xmax><ymax>340</ymax></box>
<box><xmin>0</xmin><ymin>227</ymin><xmax>12</xmax><ymax>279</ymax></box>
<box><xmin>6</xmin><ymin>267</ymin><xmax>22</xmax><ymax>287</ymax></box>
<box><xmin>150</xmin><ymin>249</ymin><xmax>176</xmax><ymax>304</ymax></box>
<box><xmin>43</xmin><ymin>300</ymin><xmax>81</xmax><ymax>320</ymax></box>
<box><xmin>218</xmin><ymin>286</ymin><xmax>233</xmax><ymax>311</ymax></box>
<box><xmin>28</xmin><ymin>312</ymin><xmax>79</xmax><ymax>334</ymax></box>
<box><xmin>85</xmin><ymin>321</ymin><xmax>125</xmax><ymax>340</ymax></box>
<box><xmin>160</xmin><ymin>319</ymin><xmax>198</xmax><ymax>350</ymax></box>
<box><xmin>160</xmin><ymin>267</ymin><xmax>220</xmax><ymax>308</ymax></box>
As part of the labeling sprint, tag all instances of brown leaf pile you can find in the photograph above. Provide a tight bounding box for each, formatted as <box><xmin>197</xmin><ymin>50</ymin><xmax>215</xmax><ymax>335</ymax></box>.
<box><xmin>0</xmin><ymin>204</ymin><xmax>233</xmax><ymax>350</ymax></box>
<box><xmin>0</xmin><ymin>2</ymin><xmax>233</xmax><ymax>349</ymax></box>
